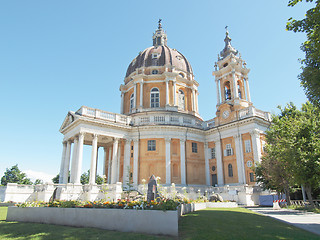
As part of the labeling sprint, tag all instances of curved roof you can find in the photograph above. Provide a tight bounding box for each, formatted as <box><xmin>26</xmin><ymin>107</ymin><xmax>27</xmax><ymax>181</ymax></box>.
<box><xmin>125</xmin><ymin>45</ymin><xmax>193</xmax><ymax>78</ymax></box>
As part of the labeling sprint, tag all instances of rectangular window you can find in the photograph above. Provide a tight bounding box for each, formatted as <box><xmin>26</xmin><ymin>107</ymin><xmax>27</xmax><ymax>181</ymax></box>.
<box><xmin>131</xmin><ymin>145</ymin><xmax>133</xmax><ymax>150</ymax></box>
<box><xmin>225</xmin><ymin>144</ymin><xmax>233</xmax><ymax>156</ymax></box>
<box><xmin>245</xmin><ymin>140</ymin><xmax>251</xmax><ymax>153</ymax></box>
<box><xmin>249</xmin><ymin>172</ymin><xmax>255</xmax><ymax>182</ymax></box>
<box><xmin>211</xmin><ymin>147</ymin><xmax>215</xmax><ymax>159</ymax></box>
<box><xmin>131</xmin><ymin>153</ymin><xmax>133</xmax><ymax>158</ymax></box>
<box><xmin>148</xmin><ymin>140</ymin><xmax>156</xmax><ymax>151</ymax></box>
<box><xmin>192</xmin><ymin>142</ymin><xmax>198</xmax><ymax>153</ymax></box>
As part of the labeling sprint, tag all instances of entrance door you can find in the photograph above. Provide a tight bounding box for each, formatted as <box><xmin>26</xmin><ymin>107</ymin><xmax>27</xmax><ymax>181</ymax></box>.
<box><xmin>212</xmin><ymin>174</ymin><xmax>217</xmax><ymax>186</ymax></box>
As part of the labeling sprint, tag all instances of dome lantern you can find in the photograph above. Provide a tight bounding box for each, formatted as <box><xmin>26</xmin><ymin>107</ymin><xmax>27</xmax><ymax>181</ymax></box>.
<box><xmin>152</xmin><ymin>19</ymin><xmax>167</xmax><ymax>47</ymax></box>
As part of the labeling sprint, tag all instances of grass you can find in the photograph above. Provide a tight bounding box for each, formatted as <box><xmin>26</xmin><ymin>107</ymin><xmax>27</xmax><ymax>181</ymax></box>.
<box><xmin>0</xmin><ymin>207</ymin><xmax>318</xmax><ymax>240</ymax></box>
<box><xmin>179</xmin><ymin>208</ymin><xmax>319</xmax><ymax>240</ymax></box>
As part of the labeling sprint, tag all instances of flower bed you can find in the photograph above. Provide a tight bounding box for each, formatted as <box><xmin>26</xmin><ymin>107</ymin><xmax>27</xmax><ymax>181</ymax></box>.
<box><xmin>16</xmin><ymin>199</ymin><xmax>184</xmax><ymax>211</ymax></box>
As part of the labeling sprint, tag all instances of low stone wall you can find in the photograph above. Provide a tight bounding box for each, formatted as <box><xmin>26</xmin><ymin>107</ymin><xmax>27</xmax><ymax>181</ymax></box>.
<box><xmin>7</xmin><ymin>207</ymin><xmax>179</xmax><ymax>236</ymax></box>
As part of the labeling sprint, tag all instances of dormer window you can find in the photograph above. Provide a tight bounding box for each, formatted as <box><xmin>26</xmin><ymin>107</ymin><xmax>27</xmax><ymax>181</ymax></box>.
<box><xmin>152</xmin><ymin>53</ymin><xmax>159</xmax><ymax>59</ymax></box>
<box><xmin>179</xmin><ymin>73</ymin><xmax>184</xmax><ymax>78</ymax></box>
<box><xmin>223</xmin><ymin>63</ymin><xmax>228</xmax><ymax>67</ymax></box>
<box><xmin>152</xmin><ymin>69</ymin><xmax>159</xmax><ymax>74</ymax></box>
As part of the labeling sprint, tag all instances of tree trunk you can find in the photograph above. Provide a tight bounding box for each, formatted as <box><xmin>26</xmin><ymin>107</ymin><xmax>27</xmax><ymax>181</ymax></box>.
<box><xmin>305</xmin><ymin>184</ymin><xmax>315</xmax><ymax>208</ymax></box>
<box><xmin>284</xmin><ymin>185</ymin><xmax>291</xmax><ymax>206</ymax></box>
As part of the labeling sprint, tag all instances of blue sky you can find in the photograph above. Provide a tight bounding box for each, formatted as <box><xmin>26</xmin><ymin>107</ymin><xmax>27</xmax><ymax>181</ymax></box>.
<box><xmin>0</xmin><ymin>1</ymin><xmax>311</xmax><ymax>182</ymax></box>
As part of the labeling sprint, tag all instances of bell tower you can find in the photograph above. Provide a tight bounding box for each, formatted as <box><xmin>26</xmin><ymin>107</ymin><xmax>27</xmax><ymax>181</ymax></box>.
<box><xmin>213</xmin><ymin>28</ymin><xmax>252</xmax><ymax>125</ymax></box>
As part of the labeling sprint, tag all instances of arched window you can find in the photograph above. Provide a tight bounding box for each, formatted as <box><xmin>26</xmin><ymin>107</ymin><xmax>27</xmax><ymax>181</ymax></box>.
<box><xmin>237</xmin><ymin>82</ymin><xmax>242</xmax><ymax>99</ymax></box>
<box><xmin>150</xmin><ymin>88</ymin><xmax>160</xmax><ymax>108</ymax></box>
<box><xmin>178</xmin><ymin>89</ymin><xmax>185</xmax><ymax>110</ymax></box>
<box><xmin>130</xmin><ymin>93</ymin><xmax>134</xmax><ymax>111</ymax></box>
<box><xmin>228</xmin><ymin>164</ymin><xmax>233</xmax><ymax>177</ymax></box>
<box><xmin>224</xmin><ymin>82</ymin><xmax>231</xmax><ymax>100</ymax></box>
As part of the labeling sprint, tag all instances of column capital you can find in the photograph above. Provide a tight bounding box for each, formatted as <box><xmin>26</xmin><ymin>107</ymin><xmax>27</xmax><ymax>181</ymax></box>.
<box><xmin>204</xmin><ymin>142</ymin><xmax>208</xmax><ymax>148</ymax></box>
<box><xmin>113</xmin><ymin>137</ymin><xmax>120</xmax><ymax>142</ymax></box>
<box><xmin>133</xmin><ymin>138</ymin><xmax>139</xmax><ymax>143</ymax></box>
<box><xmin>233</xmin><ymin>134</ymin><xmax>241</xmax><ymax>140</ymax></box>
<box><xmin>92</xmin><ymin>133</ymin><xmax>98</xmax><ymax>139</ymax></box>
<box><xmin>79</xmin><ymin>132</ymin><xmax>85</xmax><ymax>138</ymax></box>
<box><xmin>62</xmin><ymin>140</ymin><xmax>68</xmax><ymax>145</ymax></box>
<box><xmin>250</xmin><ymin>130</ymin><xmax>260</xmax><ymax>138</ymax></box>
<box><xmin>165</xmin><ymin>137</ymin><xmax>171</xmax><ymax>143</ymax></box>
<box><xmin>180</xmin><ymin>138</ymin><xmax>186</xmax><ymax>144</ymax></box>
<box><xmin>124</xmin><ymin>138</ymin><xmax>132</xmax><ymax>144</ymax></box>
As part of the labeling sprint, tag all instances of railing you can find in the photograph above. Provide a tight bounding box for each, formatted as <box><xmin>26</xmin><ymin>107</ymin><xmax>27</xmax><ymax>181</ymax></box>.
<box><xmin>238</xmin><ymin>106</ymin><xmax>271</xmax><ymax>122</ymax></box>
<box><xmin>290</xmin><ymin>200</ymin><xmax>320</xmax><ymax>207</ymax></box>
<box><xmin>76</xmin><ymin>106</ymin><xmax>132</xmax><ymax>126</ymax></box>
<box><xmin>132</xmin><ymin>114</ymin><xmax>205</xmax><ymax>130</ymax></box>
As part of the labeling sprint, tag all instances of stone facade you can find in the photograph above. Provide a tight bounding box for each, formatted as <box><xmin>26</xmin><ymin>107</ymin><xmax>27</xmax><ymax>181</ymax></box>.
<box><xmin>57</xmin><ymin>24</ymin><xmax>271</xmax><ymax>204</ymax></box>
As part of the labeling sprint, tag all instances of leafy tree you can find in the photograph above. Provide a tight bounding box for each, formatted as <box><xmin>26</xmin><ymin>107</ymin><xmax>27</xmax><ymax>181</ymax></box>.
<box><xmin>1</xmin><ymin>164</ymin><xmax>33</xmax><ymax>186</ymax></box>
<box><xmin>287</xmin><ymin>0</ymin><xmax>320</xmax><ymax>106</ymax></box>
<box><xmin>52</xmin><ymin>172</ymin><xmax>70</xmax><ymax>184</ymax></box>
<box><xmin>80</xmin><ymin>170</ymin><xmax>104</xmax><ymax>185</ymax></box>
<box><xmin>34</xmin><ymin>179</ymin><xmax>43</xmax><ymax>185</ymax></box>
<box><xmin>256</xmin><ymin>102</ymin><xmax>320</xmax><ymax>206</ymax></box>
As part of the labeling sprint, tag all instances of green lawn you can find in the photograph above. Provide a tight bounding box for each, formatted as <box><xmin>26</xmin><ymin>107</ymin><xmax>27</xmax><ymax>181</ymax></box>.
<box><xmin>0</xmin><ymin>207</ymin><xmax>318</xmax><ymax>240</ymax></box>
<box><xmin>179</xmin><ymin>208</ymin><xmax>319</xmax><ymax>240</ymax></box>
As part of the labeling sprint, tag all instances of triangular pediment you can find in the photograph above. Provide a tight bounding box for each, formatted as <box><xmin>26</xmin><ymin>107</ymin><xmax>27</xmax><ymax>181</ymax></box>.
<box><xmin>59</xmin><ymin>112</ymin><xmax>75</xmax><ymax>132</ymax></box>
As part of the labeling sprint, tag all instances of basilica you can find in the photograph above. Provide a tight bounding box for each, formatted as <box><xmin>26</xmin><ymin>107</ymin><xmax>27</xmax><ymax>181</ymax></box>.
<box><xmin>59</xmin><ymin>21</ymin><xmax>271</xmax><ymax>191</ymax></box>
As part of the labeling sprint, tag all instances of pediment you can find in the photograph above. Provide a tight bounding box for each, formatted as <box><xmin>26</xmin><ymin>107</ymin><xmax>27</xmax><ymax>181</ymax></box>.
<box><xmin>59</xmin><ymin>112</ymin><xmax>75</xmax><ymax>132</ymax></box>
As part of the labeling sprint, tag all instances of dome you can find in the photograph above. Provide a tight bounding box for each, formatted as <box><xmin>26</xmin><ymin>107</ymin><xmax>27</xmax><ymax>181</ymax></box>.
<box><xmin>125</xmin><ymin>20</ymin><xmax>193</xmax><ymax>78</ymax></box>
<box><xmin>125</xmin><ymin>45</ymin><xmax>193</xmax><ymax>78</ymax></box>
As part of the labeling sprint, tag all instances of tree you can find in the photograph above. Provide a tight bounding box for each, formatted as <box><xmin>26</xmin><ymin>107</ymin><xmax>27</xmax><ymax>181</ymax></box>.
<box><xmin>52</xmin><ymin>172</ymin><xmax>70</xmax><ymax>184</ymax></box>
<box><xmin>256</xmin><ymin>102</ymin><xmax>320</xmax><ymax>206</ymax></box>
<box><xmin>80</xmin><ymin>170</ymin><xmax>104</xmax><ymax>185</ymax></box>
<box><xmin>34</xmin><ymin>179</ymin><xmax>43</xmax><ymax>185</ymax></box>
<box><xmin>1</xmin><ymin>164</ymin><xmax>33</xmax><ymax>186</ymax></box>
<box><xmin>287</xmin><ymin>0</ymin><xmax>320</xmax><ymax>106</ymax></box>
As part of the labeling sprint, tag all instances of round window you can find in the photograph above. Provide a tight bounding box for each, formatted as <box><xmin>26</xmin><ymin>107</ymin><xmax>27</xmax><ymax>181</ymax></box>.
<box><xmin>211</xmin><ymin>166</ymin><xmax>216</xmax><ymax>172</ymax></box>
<box><xmin>247</xmin><ymin>161</ymin><xmax>253</xmax><ymax>168</ymax></box>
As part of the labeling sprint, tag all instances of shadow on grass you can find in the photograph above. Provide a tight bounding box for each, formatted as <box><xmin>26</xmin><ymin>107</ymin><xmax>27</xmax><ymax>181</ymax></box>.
<box><xmin>179</xmin><ymin>208</ymin><xmax>319</xmax><ymax>240</ymax></box>
<box><xmin>0</xmin><ymin>221</ymin><xmax>174</xmax><ymax>240</ymax></box>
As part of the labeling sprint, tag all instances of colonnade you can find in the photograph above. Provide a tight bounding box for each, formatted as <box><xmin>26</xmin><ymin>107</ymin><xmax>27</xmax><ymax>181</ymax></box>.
<box><xmin>59</xmin><ymin>131</ymin><xmax>261</xmax><ymax>186</ymax></box>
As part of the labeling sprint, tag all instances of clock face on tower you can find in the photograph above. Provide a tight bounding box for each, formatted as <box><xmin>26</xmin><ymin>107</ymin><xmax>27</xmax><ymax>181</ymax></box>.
<box><xmin>222</xmin><ymin>110</ymin><xmax>230</xmax><ymax>119</ymax></box>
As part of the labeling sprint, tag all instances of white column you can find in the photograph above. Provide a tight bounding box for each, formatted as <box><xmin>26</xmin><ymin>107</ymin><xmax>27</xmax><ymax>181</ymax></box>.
<box><xmin>111</xmin><ymin>138</ymin><xmax>119</xmax><ymax>184</ymax></box>
<box><xmin>251</xmin><ymin>130</ymin><xmax>262</xmax><ymax>164</ymax></box>
<box><xmin>89</xmin><ymin>134</ymin><xmax>98</xmax><ymax>184</ymax></box>
<box><xmin>245</xmin><ymin>78</ymin><xmax>251</xmax><ymax>102</ymax></box>
<box><xmin>63</xmin><ymin>140</ymin><xmax>72</xmax><ymax>184</ymax></box>
<box><xmin>134</xmin><ymin>83</ymin><xmax>137</xmax><ymax>109</ymax></box>
<box><xmin>234</xmin><ymin>134</ymin><xmax>245</xmax><ymax>184</ymax></box>
<box><xmin>107</xmin><ymin>146</ymin><xmax>112</xmax><ymax>184</ymax></box>
<box><xmin>139</xmin><ymin>82</ymin><xmax>143</xmax><ymax>108</ymax></box>
<box><xmin>192</xmin><ymin>88</ymin><xmax>196</xmax><ymax>111</ymax></box>
<box><xmin>232</xmin><ymin>70</ymin><xmax>238</xmax><ymax>99</ymax></box>
<box><xmin>165</xmin><ymin>137</ymin><xmax>171</xmax><ymax>184</ymax></box>
<box><xmin>173</xmin><ymin>80</ymin><xmax>177</xmax><ymax>106</ymax></box>
<box><xmin>59</xmin><ymin>141</ymin><xmax>67</xmax><ymax>183</ymax></box>
<box><xmin>204</xmin><ymin>142</ymin><xmax>210</xmax><ymax>185</ymax></box>
<box><xmin>216</xmin><ymin>79</ymin><xmax>220</xmax><ymax>104</ymax></box>
<box><xmin>120</xmin><ymin>92</ymin><xmax>124</xmax><ymax>114</ymax></box>
<box><xmin>116</xmin><ymin>142</ymin><xmax>121</xmax><ymax>182</ymax></box>
<box><xmin>70</xmin><ymin>138</ymin><xmax>78</xmax><ymax>183</ymax></box>
<box><xmin>166</xmin><ymin>79</ymin><xmax>169</xmax><ymax>105</ymax></box>
<box><xmin>75</xmin><ymin>132</ymin><xmax>85</xmax><ymax>184</ymax></box>
<box><xmin>215</xmin><ymin>139</ymin><xmax>224</xmax><ymax>186</ymax></box>
<box><xmin>123</xmin><ymin>139</ymin><xmax>131</xmax><ymax>187</ymax></box>
<box><xmin>133</xmin><ymin>138</ymin><xmax>139</xmax><ymax>186</ymax></box>
<box><xmin>103</xmin><ymin>147</ymin><xmax>107</xmax><ymax>176</ymax></box>
<box><xmin>180</xmin><ymin>138</ymin><xmax>186</xmax><ymax>185</ymax></box>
